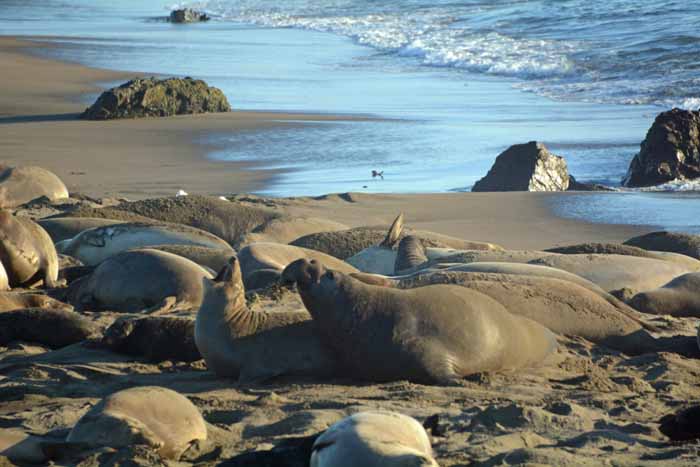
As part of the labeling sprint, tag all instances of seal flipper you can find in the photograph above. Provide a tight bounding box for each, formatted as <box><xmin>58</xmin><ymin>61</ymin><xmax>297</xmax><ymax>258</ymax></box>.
<box><xmin>380</xmin><ymin>213</ymin><xmax>404</xmax><ymax>248</ymax></box>
<box><xmin>414</xmin><ymin>341</ymin><xmax>462</xmax><ymax>386</ymax></box>
<box><xmin>143</xmin><ymin>296</ymin><xmax>179</xmax><ymax>315</ymax></box>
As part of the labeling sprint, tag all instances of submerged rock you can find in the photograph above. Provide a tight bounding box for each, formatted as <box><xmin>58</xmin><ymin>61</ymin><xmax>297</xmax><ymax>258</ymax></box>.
<box><xmin>623</xmin><ymin>108</ymin><xmax>700</xmax><ymax>187</ymax></box>
<box><xmin>472</xmin><ymin>141</ymin><xmax>570</xmax><ymax>192</ymax></box>
<box><xmin>81</xmin><ymin>77</ymin><xmax>230</xmax><ymax>120</ymax></box>
<box><xmin>169</xmin><ymin>8</ymin><xmax>210</xmax><ymax>23</ymax></box>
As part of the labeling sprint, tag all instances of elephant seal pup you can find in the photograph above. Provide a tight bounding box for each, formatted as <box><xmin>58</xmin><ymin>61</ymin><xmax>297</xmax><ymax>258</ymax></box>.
<box><xmin>530</xmin><ymin>254</ymin><xmax>693</xmax><ymax>294</ymax></box>
<box><xmin>0</xmin><ymin>291</ymin><xmax>72</xmax><ymax>312</ymax></box>
<box><xmin>629</xmin><ymin>272</ymin><xmax>700</xmax><ymax>317</ymax></box>
<box><xmin>37</xmin><ymin>217</ymin><xmax>125</xmax><ymax>243</ymax></box>
<box><xmin>67</xmin><ymin>249</ymin><xmax>213</xmax><ymax>313</ymax></box>
<box><xmin>282</xmin><ymin>259</ymin><xmax>556</xmax><ymax>384</ymax></box>
<box><xmin>57</xmin><ymin>221</ymin><xmax>233</xmax><ymax>266</ymax></box>
<box><xmin>0</xmin><ymin>211</ymin><xmax>59</xmax><ymax>288</ymax></box>
<box><xmin>394</xmin><ymin>271</ymin><xmax>656</xmax><ymax>354</ymax></box>
<box><xmin>311</xmin><ymin>411</ymin><xmax>439</xmax><ymax>467</ymax></box>
<box><xmin>66</xmin><ymin>386</ymin><xmax>207</xmax><ymax>460</ymax></box>
<box><xmin>0</xmin><ymin>308</ymin><xmax>98</xmax><ymax>348</ymax></box>
<box><xmin>624</xmin><ymin>231</ymin><xmax>700</xmax><ymax>260</ymax></box>
<box><xmin>237</xmin><ymin>242</ymin><xmax>358</xmax><ymax>290</ymax></box>
<box><xmin>101</xmin><ymin>316</ymin><xmax>200</xmax><ymax>362</ymax></box>
<box><xmin>0</xmin><ymin>165</ymin><xmax>68</xmax><ymax>208</ymax></box>
<box><xmin>195</xmin><ymin>256</ymin><xmax>336</xmax><ymax>383</ymax></box>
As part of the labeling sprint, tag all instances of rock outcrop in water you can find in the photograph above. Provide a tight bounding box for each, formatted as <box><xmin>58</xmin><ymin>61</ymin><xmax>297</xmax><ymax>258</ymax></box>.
<box><xmin>169</xmin><ymin>8</ymin><xmax>210</xmax><ymax>23</ymax></box>
<box><xmin>81</xmin><ymin>77</ymin><xmax>230</xmax><ymax>120</ymax></box>
<box><xmin>472</xmin><ymin>141</ymin><xmax>570</xmax><ymax>192</ymax></box>
<box><xmin>623</xmin><ymin>108</ymin><xmax>700</xmax><ymax>187</ymax></box>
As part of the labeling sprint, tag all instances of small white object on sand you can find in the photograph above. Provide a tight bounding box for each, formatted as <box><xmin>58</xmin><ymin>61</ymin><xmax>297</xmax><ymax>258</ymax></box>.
<box><xmin>176</xmin><ymin>189</ymin><xmax>188</xmax><ymax>197</ymax></box>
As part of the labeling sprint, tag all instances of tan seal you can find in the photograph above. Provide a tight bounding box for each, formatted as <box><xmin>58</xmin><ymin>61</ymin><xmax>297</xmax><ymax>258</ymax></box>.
<box><xmin>0</xmin><ymin>210</ymin><xmax>59</xmax><ymax>288</ymax></box>
<box><xmin>630</xmin><ymin>272</ymin><xmax>700</xmax><ymax>317</ymax></box>
<box><xmin>282</xmin><ymin>259</ymin><xmax>556</xmax><ymax>384</ymax></box>
<box><xmin>195</xmin><ymin>256</ymin><xmax>336</xmax><ymax>383</ymax></box>
<box><xmin>0</xmin><ymin>165</ymin><xmax>68</xmax><ymax>208</ymax></box>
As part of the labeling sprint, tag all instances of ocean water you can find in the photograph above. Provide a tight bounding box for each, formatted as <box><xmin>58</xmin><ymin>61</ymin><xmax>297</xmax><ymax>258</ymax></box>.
<box><xmin>0</xmin><ymin>0</ymin><xmax>698</xmax><ymax>231</ymax></box>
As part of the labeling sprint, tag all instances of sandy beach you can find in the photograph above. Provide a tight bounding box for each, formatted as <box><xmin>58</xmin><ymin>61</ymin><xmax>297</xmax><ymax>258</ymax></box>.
<box><xmin>2</xmin><ymin>33</ymin><xmax>700</xmax><ymax>467</ymax></box>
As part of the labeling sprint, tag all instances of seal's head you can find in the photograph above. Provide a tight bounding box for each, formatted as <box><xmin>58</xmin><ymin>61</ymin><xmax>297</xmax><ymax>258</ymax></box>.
<box><xmin>205</xmin><ymin>255</ymin><xmax>246</xmax><ymax>312</ymax></box>
<box><xmin>281</xmin><ymin>258</ymin><xmax>325</xmax><ymax>290</ymax></box>
<box><xmin>281</xmin><ymin>259</ymin><xmax>347</xmax><ymax>315</ymax></box>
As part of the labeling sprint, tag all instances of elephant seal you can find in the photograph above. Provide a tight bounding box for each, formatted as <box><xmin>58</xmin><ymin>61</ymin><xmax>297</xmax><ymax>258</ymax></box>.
<box><xmin>530</xmin><ymin>254</ymin><xmax>693</xmax><ymax>294</ymax></box>
<box><xmin>0</xmin><ymin>262</ymin><xmax>8</xmax><ymax>292</ymax></box>
<box><xmin>37</xmin><ymin>217</ymin><xmax>125</xmax><ymax>243</ymax></box>
<box><xmin>393</xmin><ymin>271</ymin><xmax>656</xmax><ymax>354</ymax></box>
<box><xmin>545</xmin><ymin>242</ymin><xmax>662</xmax><ymax>259</ymax></box>
<box><xmin>101</xmin><ymin>316</ymin><xmax>200</xmax><ymax>362</ymax></box>
<box><xmin>0</xmin><ymin>291</ymin><xmax>72</xmax><ymax>312</ymax></box>
<box><xmin>0</xmin><ymin>308</ymin><xmax>98</xmax><ymax>348</ymax></box>
<box><xmin>282</xmin><ymin>259</ymin><xmax>556</xmax><ymax>384</ymax></box>
<box><xmin>195</xmin><ymin>256</ymin><xmax>336</xmax><ymax>382</ymax></box>
<box><xmin>237</xmin><ymin>242</ymin><xmax>358</xmax><ymax>290</ymax></box>
<box><xmin>0</xmin><ymin>211</ymin><xmax>59</xmax><ymax>288</ymax></box>
<box><xmin>311</xmin><ymin>411</ymin><xmax>439</xmax><ymax>467</ymax></box>
<box><xmin>67</xmin><ymin>249</ymin><xmax>214</xmax><ymax>313</ymax></box>
<box><xmin>395</xmin><ymin>235</ymin><xmax>428</xmax><ymax>275</ymax></box>
<box><xmin>0</xmin><ymin>165</ymin><xmax>68</xmax><ymax>208</ymax></box>
<box><xmin>66</xmin><ymin>386</ymin><xmax>207</xmax><ymax>460</ymax></box>
<box><xmin>239</xmin><ymin>216</ymin><xmax>348</xmax><ymax>247</ymax></box>
<box><xmin>629</xmin><ymin>273</ymin><xmax>700</xmax><ymax>317</ymax></box>
<box><xmin>145</xmin><ymin>244</ymin><xmax>232</xmax><ymax>273</ymax></box>
<box><xmin>624</xmin><ymin>231</ymin><xmax>700</xmax><ymax>260</ymax></box>
<box><xmin>57</xmin><ymin>222</ymin><xmax>232</xmax><ymax>266</ymax></box>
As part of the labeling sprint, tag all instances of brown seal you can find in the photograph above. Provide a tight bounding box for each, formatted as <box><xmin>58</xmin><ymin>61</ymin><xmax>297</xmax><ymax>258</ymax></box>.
<box><xmin>195</xmin><ymin>256</ymin><xmax>336</xmax><ymax>383</ymax></box>
<box><xmin>282</xmin><ymin>259</ymin><xmax>557</xmax><ymax>385</ymax></box>
<box><xmin>0</xmin><ymin>210</ymin><xmax>59</xmax><ymax>288</ymax></box>
<box><xmin>630</xmin><ymin>272</ymin><xmax>700</xmax><ymax>317</ymax></box>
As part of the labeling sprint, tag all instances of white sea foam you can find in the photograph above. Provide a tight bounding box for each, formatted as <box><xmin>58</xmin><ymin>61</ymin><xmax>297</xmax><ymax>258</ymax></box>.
<box><xmin>637</xmin><ymin>179</ymin><xmax>700</xmax><ymax>192</ymax></box>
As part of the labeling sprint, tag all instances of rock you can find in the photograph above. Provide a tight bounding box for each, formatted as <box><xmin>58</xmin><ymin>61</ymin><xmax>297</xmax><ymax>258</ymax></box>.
<box><xmin>623</xmin><ymin>108</ymin><xmax>700</xmax><ymax>187</ymax></box>
<box><xmin>472</xmin><ymin>141</ymin><xmax>570</xmax><ymax>192</ymax></box>
<box><xmin>169</xmin><ymin>8</ymin><xmax>210</xmax><ymax>23</ymax></box>
<box><xmin>567</xmin><ymin>175</ymin><xmax>616</xmax><ymax>192</ymax></box>
<box><xmin>81</xmin><ymin>77</ymin><xmax>230</xmax><ymax>120</ymax></box>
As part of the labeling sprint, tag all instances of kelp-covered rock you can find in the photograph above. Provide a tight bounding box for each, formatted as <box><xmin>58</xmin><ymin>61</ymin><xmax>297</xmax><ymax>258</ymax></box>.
<box><xmin>81</xmin><ymin>77</ymin><xmax>230</xmax><ymax>120</ymax></box>
<box><xmin>623</xmin><ymin>108</ymin><xmax>700</xmax><ymax>187</ymax></box>
<box><xmin>169</xmin><ymin>8</ymin><xmax>210</xmax><ymax>23</ymax></box>
<box><xmin>472</xmin><ymin>141</ymin><xmax>570</xmax><ymax>192</ymax></box>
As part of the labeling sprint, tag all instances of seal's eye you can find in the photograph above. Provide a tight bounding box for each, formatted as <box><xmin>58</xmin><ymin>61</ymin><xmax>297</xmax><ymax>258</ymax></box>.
<box><xmin>325</xmin><ymin>271</ymin><xmax>335</xmax><ymax>281</ymax></box>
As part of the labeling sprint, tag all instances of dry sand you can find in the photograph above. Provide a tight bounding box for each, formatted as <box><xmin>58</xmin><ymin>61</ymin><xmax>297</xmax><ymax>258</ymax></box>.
<box><xmin>2</xmin><ymin>36</ymin><xmax>698</xmax><ymax>467</ymax></box>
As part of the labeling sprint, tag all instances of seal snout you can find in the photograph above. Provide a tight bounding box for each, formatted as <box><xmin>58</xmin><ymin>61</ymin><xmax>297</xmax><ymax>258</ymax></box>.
<box><xmin>281</xmin><ymin>258</ymin><xmax>325</xmax><ymax>289</ymax></box>
<box><xmin>214</xmin><ymin>256</ymin><xmax>240</xmax><ymax>284</ymax></box>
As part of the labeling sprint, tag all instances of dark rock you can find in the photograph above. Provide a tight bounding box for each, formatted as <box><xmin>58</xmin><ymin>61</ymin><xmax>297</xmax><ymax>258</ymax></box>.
<box><xmin>567</xmin><ymin>175</ymin><xmax>616</xmax><ymax>192</ymax></box>
<box><xmin>81</xmin><ymin>77</ymin><xmax>230</xmax><ymax>120</ymax></box>
<box><xmin>659</xmin><ymin>405</ymin><xmax>700</xmax><ymax>442</ymax></box>
<box><xmin>623</xmin><ymin>108</ymin><xmax>700</xmax><ymax>187</ymax></box>
<box><xmin>169</xmin><ymin>8</ymin><xmax>210</xmax><ymax>23</ymax></box>
<box><xmin>624</xmin><ymin>231</ymin><xmax>700</xmax><ymax>260</ymax></box>
<box><xmin>472</xmin><ymin>141</ymin><xmax>570</xmax><ymax>192</ymax></box>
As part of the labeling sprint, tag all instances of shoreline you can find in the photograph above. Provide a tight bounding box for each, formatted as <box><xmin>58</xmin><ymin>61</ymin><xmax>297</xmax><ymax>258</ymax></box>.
<box><xmin>0</xmin><ymin>36</ymin><xmax>368</xmax><ymax>199</ymax></box>
<box><xmin>0</xmin><ymin>35</ymin><xmax>655</xmax><ymax>248</ymax></box>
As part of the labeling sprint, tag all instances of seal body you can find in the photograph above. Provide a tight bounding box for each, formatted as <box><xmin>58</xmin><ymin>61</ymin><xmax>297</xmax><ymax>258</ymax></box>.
<box><xmin>530</xmin><ymin>254</ymin><xmax>693</xmax><ymax>294</ymax></box>
<box><xmin>0</xmin><ymin>165</ymin><xmax>68</xmax><ymax>208</ymax></box>
<box><xmin>0</xmin><ymin>308</ymin><xmax>98</xmax><ymax>348</ymax></box>
<box><xmin>195</xmin><ymin>256</ymin><xmax>336</xmax><ymax>383</ymax></box>
<box><xmin>283</xmin><ymin>259</ymin><xmax>556</xmax><ymax>384</ymax></box>
<box><xmin>37</xmin><ymin>217</ymin><xmax>125</xmax><ymax>243</ymax></box>
<box><xmin>57</xmin><ymin>222</ymin><xmax>232</xmax><ymax>266</ymax></box>
<box><xmin>68</xmin><ymin>249</ymin><xmax>213</xmax><ymax>313</ymax></box>
<box><xmin>630</xmin><ymin>272</ymin><xmax>700</xmax><ymax>317</ymax></box>
<box><xmin>0</xmin><ymin>211</ymin><xmax>59</xmax><ymax>288</ymax></box>
<box><xmin>311</xmin><ymin>411</ymin><xmax>439</xmax><ymax>467</ymax></box>
<box><xmin>67</xmin><ymin>386</ymin><xmax>207</xmax><ymax>460</ymax></box>
<box><xmin>0</xmin><ymin>291</ymin><xmax>72</xmax><ymax>312</ymax></box>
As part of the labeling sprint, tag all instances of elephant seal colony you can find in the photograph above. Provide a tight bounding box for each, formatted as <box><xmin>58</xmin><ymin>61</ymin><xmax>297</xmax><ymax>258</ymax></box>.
<box><xmin>282</xmin><ymin>259</ymin><xmax>557</xmax><ymax>384</ymax></box>
<box><xmin>3</xmin><ymin>165</ymin><xmax>700</xmax><ymax>464</ymax></box>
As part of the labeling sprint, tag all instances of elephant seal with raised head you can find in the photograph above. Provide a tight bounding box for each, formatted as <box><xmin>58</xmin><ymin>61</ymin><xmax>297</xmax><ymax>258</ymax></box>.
<box><xmin>195</xmin><ymin>256</ymin><xmax>336</xmax><ymax>383</ymax></box>
<box><xmin>67</xmin><ymin>249</ymin><xmax>213</xmax><ymax>313</ymax></box>
<box><xmin>311</xmin><ymin>411</ymin><xmax>439</xmax><ymax>467</ymax></box>
<box><xmin>0</xmin><ymin>165</ymin><xmax>68</xmax><ymax>208</ymax></box>
<box><xmin>0</xmin><ymin>211</ymin><xmax>59</xmax><ymax>288</ymax></box>
<box><xmin>282</xmin><ymin>259</ymin><xmax>557</xmax><ymax>385</ymax></box>
<box><xmin>66</xmin><ymin>386</ymin><xmax>207</xmax><ymax>460</ymax></box>
<box><xmin>57</xmin><ymin>221</ymin><xmax>233</xmax><ymax>266</ymax></box>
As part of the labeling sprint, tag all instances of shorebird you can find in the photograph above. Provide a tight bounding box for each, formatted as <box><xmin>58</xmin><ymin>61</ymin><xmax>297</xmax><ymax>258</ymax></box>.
<box><xmin>372</xmin><ymin>170</ymin><xmax>384</xmax><ymax>180</ymax></box>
